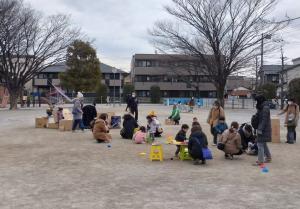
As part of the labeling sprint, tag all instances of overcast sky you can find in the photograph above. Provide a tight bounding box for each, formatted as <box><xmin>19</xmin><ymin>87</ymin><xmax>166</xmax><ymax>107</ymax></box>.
<box><xmin>25</xmin><ymin>0</ymin><xmax>300</xmax><ymax>71</ymax></box>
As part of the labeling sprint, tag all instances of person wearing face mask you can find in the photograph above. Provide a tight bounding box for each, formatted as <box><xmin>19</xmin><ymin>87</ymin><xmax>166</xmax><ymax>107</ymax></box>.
<box><xmin>278</xmin><ymin>98</ymin><xmax>299</xmax><ymax>144</ymax></box>
<box><xmin>207</xmin><ymin>100</ymin><xmax>225</xmax><ymax>146</ymax></box>
<box><xmin>218</xmin><ymin>121</ymin><xmax>243</xmax><ymax>160</ymax></box>
<box><xmin>127</xmin><ymin>92</ymin><xmax>139</xmax><ymax>121</ymax></box>
<box><xmin>253</xmin><ymin>95</ymin><xmax>272</xmax><ymax>166</ymax></box>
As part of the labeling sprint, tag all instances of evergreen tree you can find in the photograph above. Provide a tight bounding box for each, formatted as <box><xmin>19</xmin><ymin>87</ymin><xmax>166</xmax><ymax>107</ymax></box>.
<box><xmin>60</xmin><ymin>40</ymin><xmax>101</xmax><ymax>92</ymax></box>
<box><xmin>288</xmin><ymin>78</ymin><xmax>300</xmax><ymax>104</ymax></box>
<box><xmin>150</xmin><ymin>85</ymin><xmax>161</xmax><ymax>103</ymax></box>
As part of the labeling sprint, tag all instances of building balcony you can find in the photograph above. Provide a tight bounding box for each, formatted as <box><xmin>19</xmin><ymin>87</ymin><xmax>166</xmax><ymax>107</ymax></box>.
<box><xmin>33</xmin><ymin>78</ymin><xmax>48</xmax><ymax>86</ymax></box>
<box><xmin>134</xmin><ymin>81</ymin><xmax>215</xmax><ymax>91</ymax></box>
<box><xmin>109</xmin><ymin>79</ymin><xmax>121</xmax><ymax>87</ymax></box>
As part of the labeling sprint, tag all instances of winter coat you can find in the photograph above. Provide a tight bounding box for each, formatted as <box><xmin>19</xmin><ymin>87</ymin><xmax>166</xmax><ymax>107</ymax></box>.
<box><xmin>284</xmin><ymin>104</ymin><xmax>299</xmax><ymax>127</ymax></box>
<box><xmin>214</xmin><ymin>122</ymin><xmax>228</xmax><ymax>134</ymax></box>
<box><xmin>93</xmin><ymin>119</ymin><xmax>112</xmax><ymax>142</ymax></box>
<box><xmin>82</xmin><ymin>105</ymin><xmax>97</xmax><ymax>128</ymax></box>
<box><xmin>72</xmin><ymin>99</ymin><xmax>83</xmax><ymax>120</ymax></box>
<box><xmin>207</xmin><ymin>106</ymin><xmax>225</xmax><ymax>127</ymax></box>
<box><xmin>170</xmin><ymin>108</ymin><xmax>180</xmax><ymax>121</ymax></box>
<box><xmin>133</xmin><ymin>131</ymin><xmax>147</xmax><ymax>144</ymax></box>
<box><xmin>220</xmin><ymin>129</ymin><xmax>242</xmax><ymax>154</ymax></box>
<box><xmin>175</xmin><ymin>130</ymin><xmax>187</xmax><ymax>142</ymax></box>
<box><xmin>188</xmin><ymin>128</ymin><xmax>208</xmax><ymax>160</ymax></box>
<box><xmin>148</xmin><ymin>117</ymin><xmax>160</xmax><ymax>134</ymax></box>
<box><xmin>121</xmin><ymin>114</ymin><xmax>138</xmax><ymax>139</ymax></box>
<box><xmin>128</xmin><ymin>97</ymin><xmax>138</xmax><ymax>110</ymax></box>
<box><xmin>256</xmin><ymin>101</ymin><xmax>272</xmax><ymax>143</ymax></box>
<box><xmin>189</xmin><ymin>99</ymin><xmax>195</xmax><ymax>107</ymax></box>
<box><xmin>238</xmin><ymin>125</ymin><xmax>255</xmax><ymax>150</ymax></box>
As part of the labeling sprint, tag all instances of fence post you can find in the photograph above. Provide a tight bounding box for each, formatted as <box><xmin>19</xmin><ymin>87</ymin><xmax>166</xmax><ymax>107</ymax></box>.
<box><xmin>242</xmin><ymin>99</ymin><xmax>245</xmax><ymax>109</ymax></box>
<box><xmin>232</xmin><ymin>99</ymin><xmax>234</xmax><ymax>109</ymax></box>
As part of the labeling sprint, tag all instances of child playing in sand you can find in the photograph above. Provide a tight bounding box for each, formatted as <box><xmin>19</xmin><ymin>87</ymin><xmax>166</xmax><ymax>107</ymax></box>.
<box><xmin>146</xmin><ymin>114</ymin><xmax>161</xmax><ymax>142</ymax></box>
<box><xmin>174</xmin><ymin>124</ymin><xmax>189</xmax><ymax>157</ymax></box>
<box><xmin>133</xmin><ymin>126</ymin><xmax>147</xmax><ymax>144</ymax></box>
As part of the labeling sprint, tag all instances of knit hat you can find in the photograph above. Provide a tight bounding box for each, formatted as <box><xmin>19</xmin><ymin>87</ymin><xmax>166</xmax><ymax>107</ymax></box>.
<box><xmin>77</xmin><ymin>92</ymin><xmax>83</xmax><ymax>99</ymax></box>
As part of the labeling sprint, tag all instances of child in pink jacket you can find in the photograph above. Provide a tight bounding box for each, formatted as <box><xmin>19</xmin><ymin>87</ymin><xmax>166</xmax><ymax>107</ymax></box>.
<box><xmin>133</xmin><ymin>126</ymin><xmax>147</xmax><ymax>144</ymax></box>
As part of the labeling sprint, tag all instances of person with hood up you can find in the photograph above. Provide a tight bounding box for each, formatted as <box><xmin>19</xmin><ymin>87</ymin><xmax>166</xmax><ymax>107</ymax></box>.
<box><xmin>253</xmin><ymin>95</ymin><xmax>272</xmax><ymax>165</ymax></box>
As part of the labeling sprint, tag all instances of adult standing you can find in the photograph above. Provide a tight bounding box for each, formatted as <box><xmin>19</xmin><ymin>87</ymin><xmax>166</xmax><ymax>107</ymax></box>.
<box><xmin>279</xmin><ymin>98</ymin><xmax>299</xmax><ymax>144</ymax></box>
<box><xmin>207</xmin><ymin>100</ymin><xmax>225</xmax><ymax>146</ymax></box>
<box><xmin>72</xmin><ymin>92</ymin><xmax>84</xmax><ymax>132</ymax></box>
<box><xmin>188</xmin><ymin>97</ymin><xmax>195</xmax><ymax>112</ymax></box>
<box><xmin>254</xmin><ymin>95</ymin><xmax>272</xmax><ymax>165</ymax></box>
<box><xmin>127</xmin><ymin>92</ymin><xmax>139</xmax><ymax>121</ymax></box>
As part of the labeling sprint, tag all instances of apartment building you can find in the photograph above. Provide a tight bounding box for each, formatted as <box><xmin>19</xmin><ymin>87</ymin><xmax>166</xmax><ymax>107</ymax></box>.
<box><xmin>31</xmin><ymin>62</ymin><xmax>128</xmax><ymax>98</ymax></box>
<box><xmin>131</xmin><ymin>54</ymin><xmax>252</xmax><ymax>99</ymax></box>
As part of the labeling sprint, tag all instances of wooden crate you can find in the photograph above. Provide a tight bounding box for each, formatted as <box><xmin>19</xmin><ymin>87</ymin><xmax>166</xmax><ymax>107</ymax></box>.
<box><xmin>271</xmin><ymin>116</ymin><xmax>280</xmax><ymax>143</ymax></box>
<box><xmin>48</xmin><ymin>122</ymin><xmax>59</xmax><ymax>129</ymax></box>
<box><xmin>35</xmin><ymin>117</ymin><xmax>48</xmax><ymax>128</ymax></box>
<box><xmin>59</xmin><ymin>119</ymin><xmax>73</xmax><ymax>131</ymax></box>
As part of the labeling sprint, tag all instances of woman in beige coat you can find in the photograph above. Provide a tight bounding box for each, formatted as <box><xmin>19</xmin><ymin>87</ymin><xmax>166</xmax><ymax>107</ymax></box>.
<box><xmin>219</xmin><ymin>121</ymin><xmax>243</xmax><ymax>159</ymax></box>
<box><xmin>279</xmin><ymin>98</ymin><xmax>299</xmax><ymax>144</ymax></box>
<box><xmin>93</xmin><ymin>113</ymin><xmax>112</xmax><ymax>143</ymax></box>
<box><xmin>207</xmin><ymin>100</ymin><xmax>225</xmax><ymax>145</ymax></box>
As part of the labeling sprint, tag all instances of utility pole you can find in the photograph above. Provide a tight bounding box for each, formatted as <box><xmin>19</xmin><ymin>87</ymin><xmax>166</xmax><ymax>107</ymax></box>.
<box><xmin>280</xmin><ymin>46</ymin><xmax>286</xmax><ymax>109</ymax></box>
<box><xmin>255</xmin><ymin>56</ymin><xmax>259</xmax><ymax>91</ymax></box>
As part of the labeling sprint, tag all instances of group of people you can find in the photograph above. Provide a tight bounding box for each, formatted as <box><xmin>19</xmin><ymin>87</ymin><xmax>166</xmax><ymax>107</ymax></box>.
<box><xmin>120</xmin><ymin>111</ymin><xmax>163</xmax><ymax>144</ymax></box>
<box><xmin>65</xmin><ymin>91</ymin><xmax>299</xmax><ymax>166</ymax></box>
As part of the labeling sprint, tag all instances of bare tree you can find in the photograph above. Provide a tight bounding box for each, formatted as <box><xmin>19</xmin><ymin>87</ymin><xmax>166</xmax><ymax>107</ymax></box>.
<box><xmin>150</xmin><ymin>0</ymin><xmax>287</xmax><ymax>106</ymax></box>
<box><xmin>0</xmin><ymin>0</ymin><xmax>80</xmax><ymax>109</ymax></box>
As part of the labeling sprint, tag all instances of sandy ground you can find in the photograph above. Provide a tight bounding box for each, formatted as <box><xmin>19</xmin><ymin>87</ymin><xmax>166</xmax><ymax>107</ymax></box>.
<box><xmin>0</xmin><ymin>104</ymin><xmax>300</xmax><ymax>209</ymax></box>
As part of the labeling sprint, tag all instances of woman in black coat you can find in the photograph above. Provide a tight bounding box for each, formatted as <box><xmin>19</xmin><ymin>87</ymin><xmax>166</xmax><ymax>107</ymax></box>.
<box><xmin>82</xmin><ymin>104</ymin><xmax>97</xmax><ymax>128</ymax></box>
<box><xmin>254</xmin><ymin>95</ymin><xmax>272</xmax><ymax>165</ymax></box>
<box><xmin>188</xmin><ymin>125</ymin><xmax>208</xmax><ymax>165</ymax></box>
<box><xmin>120</xmin><ymin>113</ymin><xmax>138</xmax><ymax>139</ymax></box>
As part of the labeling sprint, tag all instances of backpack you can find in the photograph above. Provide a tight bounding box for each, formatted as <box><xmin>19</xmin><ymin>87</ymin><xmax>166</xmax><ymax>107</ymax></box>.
<box><xmin>251</xmin><ymin>113</ymin><xmax>259</xmax><ymax>130</ymax></box>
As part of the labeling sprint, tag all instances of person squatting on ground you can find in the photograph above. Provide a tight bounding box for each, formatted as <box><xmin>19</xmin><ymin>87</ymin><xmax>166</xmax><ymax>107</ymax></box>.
<box><xmin>169</xmin><ymin>104</ymin><xmax>181</xmax><ymax>125</ymax></box>
<box><xmin>238</xmin><ymin>123</ymin><xmax>257</xmax><ymax>155</ymax></box>
<box><xmin>126</xmin><ymin>92</ymin><xmax>139</xmax><ymax>121</ymax></box>
<box><xmin>72</xmin><ymin>92</ymin><xmax>85</xmax><ymax>132</ymax></box>
<box><xmin>219</xmin><ymin>121</ymin><xmax>243</xmax><ymax>160</ymax></box>
<box><xmin>188</xmin><ymin>125</ymin><xmax>208</xmax><ymax>165</ymax></box>
<box><xmin>278</xmin><ymin>98</ymin><xmax>299</xmax><ymax>144</ymax></box>
<box><xmin>254</xmin><ymin>95</ymin><xmax>272</xmax><ymax>166</ymax></box>
<box><xmin>207</xmin><ymin>100</ymin><xmax>225</xmax><ymax>146</ymax></box>
<box><xmin>120</xmin><ymin>113</ymin><xmax>139</xmax><ymax>139</ymax></box>
<box><xmin>214</xmin><ymin>116</ymin><xmax>228</xmax><ymax>141</ymax></box>
<box><xmin>93</xmin><ymin>113</ymin><xmax>112</xmax><ymax>143</ymax></box>
<box><xmin>82</xmin><ymin>103</ymin><xmax>97</xmax><ymax>129</ymax></box>
<box><xmin>132</xmin><ymin>126</ymin><xmax>147</xmax><ymax>144</ymax></box>
<box><xmin>146</xmin><ymin>113</ymin><xmax>162</xmax><ymax>142</ymax></box>
<box><xmin>174</xmin><ymin>124</ymin><xmax>189</xmax><ymax>157</ymax></box>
